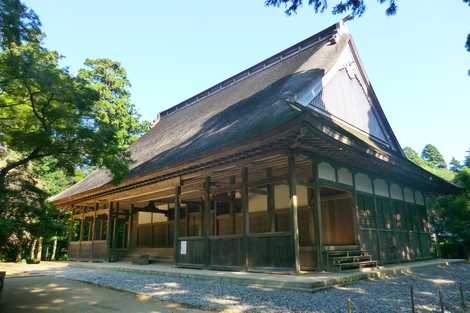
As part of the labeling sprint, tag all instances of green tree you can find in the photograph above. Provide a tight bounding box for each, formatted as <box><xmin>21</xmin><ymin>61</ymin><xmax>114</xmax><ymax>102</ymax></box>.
<box><xmin>78</xmin><ymin>58</ymin><xmax>150</xmax><ymax>147</ymax></box>
<box><xmin>403</xmin><ymin>147</ymin><xmax>422</xmax><ymax>165</ymax></box>
<box><xmin>0</xmin><ymin>0</ymin><xmax>42</xmax><ymax>48</ymax></box>
<box><xmin>403</xmin><ymin>145</ymin><xmax>455</xmax><ymax>182</ymax></box>
<box><xmin>421</xmin><ymin>144</ymin><xmax>447</xmax><ymax>169</ymax></box>
<box><xmin>449</xmin><ymin>157</ymin><xmax>463</xmax><ymax>172</ymax></box>
<box><xmin>0</xmin><ymin>43</ymin><xmax>131</xmax><ymax>199</ymax></box>
<box><xmin>464</xmin><ymin>146</ymin><xmax>470</xmax><ymax>167</ymax></box>
<box><xmin>0</xmin><ymin>0</ymin><xmax>150</xmax><ymax>261</ymax></box>
<box><xmin>431</xmin><ymin>168</ymin><xmax>470</xmax><ymax>259</ymax></box>
<box><xmin>265</xmin><ymin>0</ymin><xmax>470</xmax><ymax>75</ymax></box>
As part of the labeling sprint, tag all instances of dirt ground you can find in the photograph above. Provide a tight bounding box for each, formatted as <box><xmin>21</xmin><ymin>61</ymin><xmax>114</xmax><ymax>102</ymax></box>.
<box><xmin>0</xmin><ymin>275</ymin><xmax>210</xmax><ymax>313</ymax></box>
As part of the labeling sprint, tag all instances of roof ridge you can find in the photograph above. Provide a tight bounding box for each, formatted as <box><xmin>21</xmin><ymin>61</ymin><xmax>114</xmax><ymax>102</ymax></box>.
<box><xmin>158</xmin><ymin>22</ymin><xmax>340</xmax><ymax>119</ymax></box>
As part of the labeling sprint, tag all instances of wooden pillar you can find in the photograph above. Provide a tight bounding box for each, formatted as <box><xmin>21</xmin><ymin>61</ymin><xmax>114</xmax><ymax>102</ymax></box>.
<box><xmin>112</xmin><ymin>202</ymin><xmax>118</xmax><ymax>250</ymax></box>
<box><xmin>229</xmin><ymin>176</ymin><xmax>236</xmax><ymax>235</ymax></box>
<box><xmin>371</xmin><ymin>178</ymin><xmax>382</xmax><ymax>264</ymax></box>
<box><xmin>68</xmin><ymin>206</ymin><xmax>75</xmax><ymax>243</ymax></box>
<box><xmin>213</xmin><ymin>199</ymin><xmax>217</xmax><ymax>236</ymax></box>
<box><xmin>401</xmin><ymin>186</ymin><xmax>412</xmax><ymax>260</ymax></box>
<box><xmin>311</xmin><ymin>159</ymin><xmax>324</xmax><ymax>271</ymax></box>
<box><xmin>203</xmin><ymin>176</ymin><xmax>211</xmax><ymax>267</ymax></box>
<box><xmin>127</xmin><ymin>204</ymin><xmax>134</xmax><ymax>250</ymax></box>
<box><xmin>151</xmin><ymin>208</ymin><xmax>155</xmax><ymax>248</ymax></box>
<box><xmin>387</xmin><ymin>181</ymin><xmax>398</xmax><ymax>261</ymax></box>
<box><xmin>412</xmin><ymin>191</ymin><xmax>423</xmax><ymax>259</ymax></box>
<box><xmin>79</xmin><ymin>211</ymin><xmax>84</xmax><ymax>259</ymax></box>
<box><xmin>174</xmin><ymin>186</ymin><xmax>181</xmax><ymax>263</ymax></box>
<box><xmin>241</xmin><ymin>167</ymin><xmax>249</xmax><ymax>271</ymax></box>
<box><xmin>91</xmin><ymin>203</ymin><xmax>98</xmax><ymax>259</ymax></box>
<box><xmin>106</xmin><ymin>202</ymin><xmax>113</xmax><ymax>261</ymax></box>
<box><xmin>288</xmin><ymin>153</ymin><xmax>300</xmax><ymax>273</ymax></box>
<box><xmin>185</xmin><ymin>203</ymin><xmax>190</xmax><ymax>237</ymax></box>
<box><xmin>351</xmin><ymin>172</ymin><xmax>360</xmax><ymax>245</ymax></box>
<box><xmin>267</xmin><ymin>168</ymin><xmax>276</xmax><ymax>233</ymax></box>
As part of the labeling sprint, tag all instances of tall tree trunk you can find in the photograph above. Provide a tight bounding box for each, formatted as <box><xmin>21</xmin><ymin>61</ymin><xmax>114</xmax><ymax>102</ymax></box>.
<box><xmin>30</xmin><ymin>239</ymin><xmax>37</xmax><ymax>261</ymax></box>
<box><xmin>15</xmin><ymin>239</ymin><xmax>22</xmax><ymax>263</ymax></box>
<box><xmin>51</xmin><ymin>237</ymin><xmax>57</xmax><ymax>261</ymax></box>
<box><xmin>36</xmin><ymin>237</ymin><xmax>43</xmax><ymax>262</ymax></box>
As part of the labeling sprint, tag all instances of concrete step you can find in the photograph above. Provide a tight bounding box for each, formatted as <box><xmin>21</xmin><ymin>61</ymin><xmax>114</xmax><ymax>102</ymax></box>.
<box><xmin>338</xmin><ymin>260</ymin><xmax>377</xmax><ymax>271</ymax></box>
<box><xmin>333</xmin><ymin>255</ymin><xmax>372</xmax><ymax>264</ymax></box>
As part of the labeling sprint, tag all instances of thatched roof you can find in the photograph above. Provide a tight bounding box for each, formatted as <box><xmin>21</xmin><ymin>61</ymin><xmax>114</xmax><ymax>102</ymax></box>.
<box><xmin>50</xmin><ymin>21</ymin><xmax>458</xmax><ymax>204</ymax></box>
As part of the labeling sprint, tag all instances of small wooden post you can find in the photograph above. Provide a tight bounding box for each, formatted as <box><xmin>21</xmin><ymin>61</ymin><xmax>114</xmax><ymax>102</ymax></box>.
<box><xmin>312</xmin><ymin>159</ymin><xmax>324</xmax><ymax>271</ymax></box>
<box><xmin>68</xmin><ymin>206</ymin><xmax>74</xmax><ymax>243</ymax></box>
<box><xmin>106</xmin><ymin>202</ymin><xmax>113</xmax><ymax>261</ymax></box>
<box><xmin>267</xmin><ymin>168</ymin><xmax>276</xmax><ymax>233</ymax></box>
<box><xmin>185</xmin><ymin>202</ymin><xmax>190</xmax><ymax>237</ymax></box>
<box><xmin>460</xmin><ymin>283</ymin><xmax>466</xmax><ymax>312</ymax></box>
<box><xmin>241</xmin><ymin>167</ymin><xmax>249</xmax><ymax>271</ymax></box>
<box><xmin>229</xmin><ymin>176</ymin><xmax>237</xmax><ymax>235</ymax></box>
<box><xmin>127</xmin><ymin>204</ymin><xmax>134</xmax><ymax>249</ymax></box>
<box><xmin>351</xmin><ymin>172</ymin><xmax>360</xmax><ymax>245</ymax></box>
<box><xmin>346</xmin><ymin>298</ymin><xmax>353</xmax><ymax>313</ymax></box>
<box><xmin>79</xmin><ymin>211</ymin><xmax>84</xmax><ymax>259</ymax></box>
<box><xmin>410</xmin><ymin>285</ymin><xmax>416</xmax><ymax>313</ymax></box>
<box><xmin>112</xmin><ymin>202</ymin><xmax>118</xmax><ymax>250</ymax></box>
<box><xmin>371</xmin><ymin>178</ymin><xmax>382</xmax><ymax>264</ymax></box>
<box><xmin>91</xmin><ymin>203</ymin><xmax>98</xmax><ymax>259</ymax></box>
<box><xmin>174</xmin><ymin>186</ymin><xmax>181</xmax><ymax>264</ymax></box>
<box><xmin>203</xmin><ymin>176</ymin><xmax>211</xmax><ymax>267</ymax></box>
<box><xmin>288</xmin><ymin>152</ymin><xmax>300</xmax><ymax>273</ymax></box>
<box><xmin>438</xmin><ymin>289</ymin><xmax>444</xmax><ymax>313</ymax></box>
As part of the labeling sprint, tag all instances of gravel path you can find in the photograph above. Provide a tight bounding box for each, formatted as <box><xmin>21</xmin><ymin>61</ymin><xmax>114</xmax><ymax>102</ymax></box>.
<box><xmin>54</xmin><ymin>263</ymin><xmax>469</xmax><ymax>313</ymax></box>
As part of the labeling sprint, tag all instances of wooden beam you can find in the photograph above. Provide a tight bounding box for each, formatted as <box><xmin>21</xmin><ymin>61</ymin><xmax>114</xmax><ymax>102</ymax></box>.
<box><xmin>267</xmin><ymin>168</ymin><xmax>276</xmax><ymax>233</ymax></box>
<box><xmin>203</xmin><ymin>176</ymin><xmax>211</xmax><ymax>267</ymax></box>
<box><xmin>91</xmin><ymin>203</ymin><xmax>98</xmax><ymax>258</ymax></box>
<box><xmin>229</xmin><ymin>176</ymin><xmax>236</xmax><ymax>235</ymax></box>
<box><xmin>351</xmin><ymin>172</ymin><xmax>360</xmax><ymax>245</ymax></box>
<box><xmin>241</xmin><ymin>167</ymin><xmax>249</xmax><ymax>271</ymax></box>
<box><xmin>312</xmin><ymin>159</ymin><xmax>324</xmax><ymax>271</ymax></box>
<box><xmin>174</xmin><ymin>186</ymin><xmax>181</xmax><ymax>263</ymax></box>
<box><xmin>371</xmin><ymin>178</ymin><xmax>382</xmax><ymax>264</ymax></box>
<box><xmin>106</xmin><ymin>202</ymin><xmax>113</xmax><ymax>261</ymax></box>
<box><xmin>79</xmin><ymin>211</ymin><xmax>84</xmax><ymax>259</ymax></box>
<box><xmin>127</xmin><ymin>204</ymin><xmax>134</xmax><ymax>250</ymax></box>
<box><xmin>112</xmin><ymin>202</ymin><xmax>118</xmax><ymax>250</ymax></box>
<box><xmin>185</xmin><ymin>201</ymin><xmax>190</xmax><ymax>237</ymax></box>
<box><xmin>288</xmin><ymin>152</ymin><xmax>300</xmax><ymax>273</ymax></box>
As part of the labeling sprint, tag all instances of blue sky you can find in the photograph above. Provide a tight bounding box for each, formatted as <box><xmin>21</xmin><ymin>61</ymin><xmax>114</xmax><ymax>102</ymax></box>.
<box><xmin>25</xmin><ymin>0</ymin><xmax>470</xmax><ymax>164</ymax></box>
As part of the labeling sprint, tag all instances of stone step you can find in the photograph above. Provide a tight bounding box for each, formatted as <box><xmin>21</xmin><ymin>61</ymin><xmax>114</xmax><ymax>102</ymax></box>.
<box><xmin>332</xmin><ymin>255</ymin><xmax>372</xmax><ymax>265</ymax></box>
<box><xmin>337</xmin><ymin>260</ymin><xmax>377</xmax><ymax>271</ymax></box>
<box><xmin>327</xmin><ymin>250</ymin><xmax>369</xmax><ymax>257</ymax></box>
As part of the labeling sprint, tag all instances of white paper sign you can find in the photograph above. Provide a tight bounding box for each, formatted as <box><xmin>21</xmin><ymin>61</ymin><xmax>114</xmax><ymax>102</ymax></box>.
<box><xmin>180</xmin><ymin>240</ymin><xmax>187</xmax><ymax>255</ymax></box>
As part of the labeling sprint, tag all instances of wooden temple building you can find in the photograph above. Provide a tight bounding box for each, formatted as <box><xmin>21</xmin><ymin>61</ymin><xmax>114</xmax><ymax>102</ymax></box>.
<box><xmin>50</xmin><ymin>21</ymin><xmax>459</xmax><ymax>272</ymax></box>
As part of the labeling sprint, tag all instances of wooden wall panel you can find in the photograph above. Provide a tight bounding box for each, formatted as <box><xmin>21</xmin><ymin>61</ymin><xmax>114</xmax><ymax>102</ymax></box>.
<box><xmin>247</xmin><ymin>234</ymin><xmax>294</xmax><ymax>268</ymax></box>
<box><xmin>209</xmin><ymin>237</ymin><xmax>243</xmax><ymax>267</ymax></box>
<box><xmin>176</xmin><ymin>238</ymin><xmax>205</xmax><ymax>265</ymax></box>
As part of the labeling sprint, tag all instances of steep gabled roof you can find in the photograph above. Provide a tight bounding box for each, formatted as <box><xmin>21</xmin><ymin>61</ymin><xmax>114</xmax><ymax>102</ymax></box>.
<box><xmin>51</xmin><ymin>21</ymin><xmax>451</xmax><ymax>204</ymax></box>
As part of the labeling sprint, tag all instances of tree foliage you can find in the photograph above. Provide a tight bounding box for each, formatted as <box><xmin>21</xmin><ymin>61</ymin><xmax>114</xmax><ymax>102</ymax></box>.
<box><xmin>265</xmin><ymin>0</ymin><xmax>470</xmax><ymax>76</ymax></box>
<box><xmin>78</xmin><ymin>58</ymin><xmax>150</xmax><ymax>147</ymax></box>
<box><xmin>421</xmin><ymin>144</ymin><xmax>447</xmax><ymax>169</ymax></box>
<box><xmin>0</xmin><ymin>0</ymin><xmax>149</xmax><ymax>261</ymax></box>
<box><xmin>0</xmin><ymin>0</ymin><xmax>42</xmax><ymax>48</ymax></box>
<box><xmin>403</xmin><ymin>146</ymin><xmax>455</xmax><ymax>182</ymax></box>
<box><xmin>464</xmin><ymin>146</ymin><xmax>470</xmax><ymax>167</ymax></box>
<box><xmin>431</xmin><ymin>168</ymin><xmax>470</xmax><ymax>258</ymax></box>
<box><xmin>449</xmin><ymin>157</ymin><xmax>463</xmax><ymax>173</ymax></box>
<box><xmin>265</xmin><ymin>0</ymin><xmax>397</xmax><ymax>16</ymax></box>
